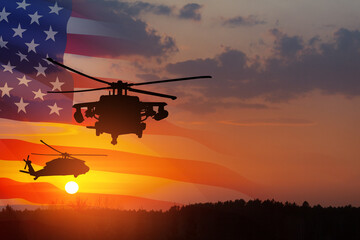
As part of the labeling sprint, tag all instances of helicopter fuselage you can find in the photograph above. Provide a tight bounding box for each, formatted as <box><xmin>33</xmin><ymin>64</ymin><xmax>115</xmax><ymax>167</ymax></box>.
<box><xmin>20</xmin><ymin>158</ymin><xmax>90</xmax><ymax>180</ymax></box>
<box><xmin>73</xmin><ymin>95</ymin><xmax>168</xmax><ymax>145</ymax></box>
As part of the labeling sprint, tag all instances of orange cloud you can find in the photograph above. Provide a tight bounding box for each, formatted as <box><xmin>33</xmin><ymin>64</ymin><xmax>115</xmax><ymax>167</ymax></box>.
<box><xmin>218</xmin><ymin>118</ymin><xmax>316</xmax><ymax>127</ymax></box>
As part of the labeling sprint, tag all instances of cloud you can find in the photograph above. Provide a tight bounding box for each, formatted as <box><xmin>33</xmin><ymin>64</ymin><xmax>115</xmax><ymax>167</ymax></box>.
<box><xmin>89</xmin><ymin>1</ymin><xmax>204</xmax><ymax>22</ymax></box>
<box><xmin>135</xmin><ymin>73</ymin><xmax>161</xmax><ymax>81</ymax></box>
<box><xmin>270</xmin><ymin>28</ymin><xmax>303</xmax><ymax>57</ymax></box>
<box><xmin>178</xmin><ymin>3</ymin><xmax>203</xmax><ymax>21</ymax></box>
<box><xmin>71</xmin><ymin>0</ymin><xmax>178</xmax><ymax>58</ymax></box>
<box><xmin>222</xmin><ymin>15</ymin><xmax>267</xmax><ymax>27</ymax></box>
<box><xmin>108</xmin><ymin>1</ymin><xmax>173</xmax><ymax>17</ymax></box>
<box><xmin>165</xmin><ymin>28</ymin><xmax>360</xmax><ymax>112</ymax></box>
<box><xmin>176</xmin><ymin>98</ymin><xmax>269</xmax><ymax>114</ymax></box>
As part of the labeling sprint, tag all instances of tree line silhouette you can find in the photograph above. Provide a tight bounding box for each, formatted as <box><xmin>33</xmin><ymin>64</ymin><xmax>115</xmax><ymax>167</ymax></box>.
<box><xmin>1</xmin><ymin>199</ymin><xmax>359</xmax><ymax>240</ymax></box>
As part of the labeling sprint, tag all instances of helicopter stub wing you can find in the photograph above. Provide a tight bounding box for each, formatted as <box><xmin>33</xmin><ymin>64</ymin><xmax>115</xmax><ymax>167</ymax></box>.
<box><xmin>141</xmin><ymin>102</ymin><xmax>167</xmax><ymax>107</ymax></box>
<box><xmin>73</xmin><ymin>101</ymin><xmax>99</xmax><ymax>109</ymax></box>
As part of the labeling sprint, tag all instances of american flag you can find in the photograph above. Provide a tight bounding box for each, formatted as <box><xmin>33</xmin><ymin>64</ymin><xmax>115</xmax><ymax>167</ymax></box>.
<box><xmin>0</xmin><ymin>0</ymin><xmax>255</xmax><ymax>210</ymax></box>
<box><xmin>0</xmin><ymin>0</ymin><xmax>73</xmax><ymax>122</ymax></box>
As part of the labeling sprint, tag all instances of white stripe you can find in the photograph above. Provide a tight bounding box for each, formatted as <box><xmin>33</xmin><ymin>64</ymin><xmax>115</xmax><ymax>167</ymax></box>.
<box><xmin>63</xmin><ymin>53</ymin><xmax>141</xmax><ymax>82</ymax></box>
<box><xmin>67</xmin><ymin>17</ymin><xmax>127</xmax><ymax>39</ymax></box>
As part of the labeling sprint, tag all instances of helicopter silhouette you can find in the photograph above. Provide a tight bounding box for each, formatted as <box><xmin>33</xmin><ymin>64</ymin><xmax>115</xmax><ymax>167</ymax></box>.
<box><xmin>47</xmin><ymin>58</ymin><xmax>212</xmax><ymax>145</ymax></box>
<box><xmin>19</xmin><ymin>140</ymin><xmax>106</xmax><ymax>180</ymax></box>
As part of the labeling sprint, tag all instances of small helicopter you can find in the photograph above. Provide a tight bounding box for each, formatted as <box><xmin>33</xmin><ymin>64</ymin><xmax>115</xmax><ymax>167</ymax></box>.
<box><xmin>19</xmin><ymin>140</ymin><xmax>106</xmax><ymax>180</ymax></box>
<box><xmin>47</xmin><ymin>58</ymin><xmax>212</xmax><ymax>145</ymax></box>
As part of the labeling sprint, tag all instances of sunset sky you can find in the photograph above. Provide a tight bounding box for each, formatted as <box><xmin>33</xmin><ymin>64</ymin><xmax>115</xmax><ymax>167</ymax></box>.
<box><xmin>1</xmin><ymin>0</ymin><xmax>360</xmax><ymax>209</ymax></box>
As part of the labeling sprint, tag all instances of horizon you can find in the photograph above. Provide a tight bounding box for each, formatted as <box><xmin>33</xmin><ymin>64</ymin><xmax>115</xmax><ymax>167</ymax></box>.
<box><xmin>1</xmin><ymin>0</ymin><xmax>360</xmax><ymax>210</ymax></box>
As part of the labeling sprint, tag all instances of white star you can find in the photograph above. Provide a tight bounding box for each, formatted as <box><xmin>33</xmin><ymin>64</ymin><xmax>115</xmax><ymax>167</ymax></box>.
<box><xmin>49</xmin><ymin>2</ymin><xmax>63</xmax><ymax>15</ymax></box>
<box><xmin>28</xmin><ymin>11</ymin><xmax>42</xmax><ymax>25</ymax></box>
<box><xmin>16</xmin><ymin>51</ymin><xmax>29</xmax><ymax>62</ymax></box>
<box><xmin>48</xmin><ymin>102</ymin><xmax>62</xmax><ymax>115</ymax></box>
<box><xmin>12</xmin><ymin>23</ymin><xmax>26</xmax><ymax>38</ymax></box>
<box><xmin>32</xmin><ymin>89</ymin><xmax>46</xmax><ymax>100</ymax></box>
<box><xmin>25</xmin><ymin>39</ymin><xmax>39</xmax><ymax>53</ymax></box>
<box><xmin>2</xmin><ymin>61</ymin><xmax>16</xmax><ymax>73</ymax></box>
<box><xmin>0</xmin><ymin>82</ymin><xmax>13</xmax><ymax>97</ymax></box>
<box><xmin>0</xmin><ymin>36</ymin><xmax>8</xmax><ymax>49</ymax></box>
<box><xmin>16</xmin><ymin>0</ymin><xmax>30</xmax><ymax>10</ymax></box>
<box><xmin>0</xmin><ymin>7</ymin><xmax>10</xmax><ymax>22</ymax></box>
<box><xmin>43</xmin><ymin>54</ymin><xmax>53</xmax><ymax>65</ymax></box>
<box><xmin>50</xmin><ymin>77</ymin><xmax>64</xmax><ymax>91</ymax></box>
<box><xmin>15</xmin><ymin>97</ymin><xmax>29</xmax><ymax>113</ymax></box>
<box><xmin>34</xmin><ymin>63</ymin><xmax>47</xmax><ymax>77</ymax></box>
<box><xmin>44</xmin><ymin>26</ymin><xmax>57</xmax><ymax>41</ymax></box>
<box><xmin>17</xmin><ymin>75</ymin><xmax>31</xmax><ymax>86</ymax></box>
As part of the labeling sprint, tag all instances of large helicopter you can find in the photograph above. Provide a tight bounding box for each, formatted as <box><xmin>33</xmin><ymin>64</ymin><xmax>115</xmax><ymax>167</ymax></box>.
<box><xmin>47</xmin><ymin>58</ymin><xmax>212</xmax><ymax>145</ymax></box>
<box><xmin>19</xmin><ymin>140</ymin><xmax>106</xmax><ymax>180</ymax></box>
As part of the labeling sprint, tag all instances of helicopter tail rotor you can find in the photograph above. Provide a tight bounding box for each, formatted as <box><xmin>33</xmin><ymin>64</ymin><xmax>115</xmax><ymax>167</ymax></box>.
<box><xmin>23</xmin><ymin>155</ymin><xmax>31</xmax><ymax>170</ymax></box>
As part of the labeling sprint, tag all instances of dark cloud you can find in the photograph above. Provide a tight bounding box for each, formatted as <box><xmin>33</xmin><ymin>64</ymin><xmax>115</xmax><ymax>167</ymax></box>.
<box><xmin>165</xmin><ymin>28</ymin><xmax>360</xmax><ymax>112</ymax></box>
<box><xmin>222</xmin><ymin>15</ymin><xmax>266</xmax><ymax>27</ymax></box>
<box><xmin>108</xmin><ymin>1</ymin><xmax>173</xmax><ymax>17</ymax></box>
<box><xmin>75</xmin><ymin>0</ymin><xmax>173</xmax><ymax>17</ymax></box>
<box><xmin>270</xmin><ymin>29</ymin><xmax>304</xmax><ymax>57</ymax></box>
<box><xmin>89</xmin><ymin>1</ymin><xmax>204</xmax><ymax>21</ymax></box>
<box><xmin>71</xmin><ymin>0</ymin><xmax>178</xmax><ymax>58</ymax></box>
<box><xmin>178</xmin><ymin>3</ymin><xmax>203</xmax><ymax>21</ymax></box>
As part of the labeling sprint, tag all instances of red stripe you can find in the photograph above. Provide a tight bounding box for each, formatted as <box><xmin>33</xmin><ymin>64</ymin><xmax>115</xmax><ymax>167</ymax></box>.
<box><xmin>71</xmin><ymin>0</ymin><xmax>108</xmax><ymax>22</ymax></box>
<box><xmin>71</xmin><ymin>72</ymin><xmax>114</xmax><ymax>88</ymax></box>
<box><xmin>0</xmin><ymin>139</ymin><xmax>263</xmax><ymax>198</ymax></box>
<box><xmin>0</xmin><ymin>178</ymin><xmax>177</xmax><ymax>210</ymax></box>
<box><xmin>65</xmin><ymin>34</ymin><xmax>138</xmax><ymax>58</ymax></box>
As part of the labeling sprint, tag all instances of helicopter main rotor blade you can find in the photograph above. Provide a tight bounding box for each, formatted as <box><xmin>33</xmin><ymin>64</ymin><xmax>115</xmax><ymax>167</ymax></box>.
<box><xmin>128</xmin><ymin>76</ymin><xmax>212</xmax><ymax>87</ymax></box>
<box><xmin>68</xmin><ymin>154</ymin><xmax>108</xmax><ymax>156</ymax></box>
<box><xmin>48</xmin><ymin>87</ymin><xmax>112</xmax><ymax>94</ymax></box>
<box><xmin>40</xmin><ymin>140</ymin><xmax>63</xmax><ymax>154</ymax></box>
<box><xmin>128</xmin><ymin>87</ymin><xmax>177</xmax><ymax>100</ymax></box>
<box><xmin>31</xmin><ymin>153</ymin><xmax>62</xmax><ymax>156</ymax></box>
<box><xmin>47</xmin><ymin>58</ymin><xmax>112</xmax><ymax>86</ymax></box>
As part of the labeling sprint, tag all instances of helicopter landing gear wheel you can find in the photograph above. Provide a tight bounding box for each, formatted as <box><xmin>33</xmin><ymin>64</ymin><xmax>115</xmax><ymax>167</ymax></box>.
<box><xmin>137</xmin><ymin>123</ymin><xmax>146</xmax><ymax>138</ymax></box>
<box><xmin>111</xmin><ymin>134</ymin><xmax>118</xmax><ymax>145</ymax></box>
<box><xmin>74</xmin><ymin>174</ymin><xmax>78</xmax><ymax>178</ymax></box>
<box><xmin>137</xmin><ymin>131</ymin><xmax>143</xmax><ymax>138</ymax></box>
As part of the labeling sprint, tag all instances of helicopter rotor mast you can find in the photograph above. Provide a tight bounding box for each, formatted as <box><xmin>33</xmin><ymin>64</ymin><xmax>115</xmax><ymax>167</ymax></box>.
<box><xmin>47</xmin><ymin>58</ymin><xmax>212</xmax><ymax>100</ymax></box>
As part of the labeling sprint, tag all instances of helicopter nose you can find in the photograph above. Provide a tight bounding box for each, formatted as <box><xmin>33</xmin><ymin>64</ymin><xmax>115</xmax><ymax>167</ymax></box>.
<box><xmin>84</xmin><ymin>165</ymin><xmax>90</xmax><ymax>173</ymax></box>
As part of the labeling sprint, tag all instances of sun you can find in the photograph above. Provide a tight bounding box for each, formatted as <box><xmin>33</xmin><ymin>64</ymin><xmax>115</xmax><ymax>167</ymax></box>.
<box><xmin>65</xmin><ymin>181</ymin><xmax>79</xmax><ymax>194</ymax></box>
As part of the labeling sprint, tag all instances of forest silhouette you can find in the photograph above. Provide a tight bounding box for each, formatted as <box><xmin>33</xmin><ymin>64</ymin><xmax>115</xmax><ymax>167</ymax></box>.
<box><xmin>1</xmin><ymin>199</ymin><xmax>359</xmax><ymax>240</ymax></box>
